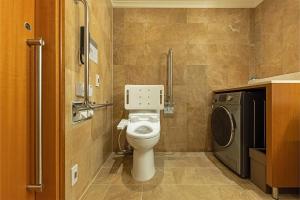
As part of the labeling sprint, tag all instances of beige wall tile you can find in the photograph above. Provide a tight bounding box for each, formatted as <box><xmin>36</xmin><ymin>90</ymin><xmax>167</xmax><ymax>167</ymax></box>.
<box><xmin>254</xmin><ymin>0</ymin><xmax>300</xmax><ymax>78</ymax></box>
<box><xmin>113</xmin><ymin>8</ymin><xmax>252</xmax><ymax>152</ymax></box>
<box><xmin>65</xmin><ymin>0</ymin><xmax>113</xmax><ymax>199</ymax></box>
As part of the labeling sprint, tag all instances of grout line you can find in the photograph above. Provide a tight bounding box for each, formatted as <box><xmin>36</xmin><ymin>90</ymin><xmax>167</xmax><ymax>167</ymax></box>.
<box><xmin>141</xmin><ymin>184</ymin><xmax>144</xmax><ymax>200</ymax></box>
<box><xmin>78</xmin><ymin>152</ymin><xmax>114</xmax><ymax>200</ymax></box>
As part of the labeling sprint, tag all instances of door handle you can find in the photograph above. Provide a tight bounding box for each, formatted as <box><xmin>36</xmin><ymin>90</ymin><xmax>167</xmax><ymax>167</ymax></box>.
<box><xmin>26</xmin><ymin>38</ymin><xmax>45</xmax><ymax>192</ymax></box>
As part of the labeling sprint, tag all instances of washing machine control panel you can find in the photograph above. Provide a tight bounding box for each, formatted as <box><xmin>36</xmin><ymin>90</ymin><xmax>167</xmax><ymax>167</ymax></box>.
<box><xmin>213</xmin><ymin>92</ymin><xmax>243</xmax><ymax>105</ymax></box>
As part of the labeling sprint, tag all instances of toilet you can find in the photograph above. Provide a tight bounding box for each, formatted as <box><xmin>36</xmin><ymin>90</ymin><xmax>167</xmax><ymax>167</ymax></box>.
<box><xmin>125</xmin><ymin>85</ymin><xmax>164</xmax><ymax>181</ymax></box>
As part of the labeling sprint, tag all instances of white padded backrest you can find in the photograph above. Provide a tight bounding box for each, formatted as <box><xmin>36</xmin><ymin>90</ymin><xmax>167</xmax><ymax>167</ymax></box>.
<box><xmin>125</xmin><ymin>85</ymin><xmax>164</xmax><ymax>110</ymax></box>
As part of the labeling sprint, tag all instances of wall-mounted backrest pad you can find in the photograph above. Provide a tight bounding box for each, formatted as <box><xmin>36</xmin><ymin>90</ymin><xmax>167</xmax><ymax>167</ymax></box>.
<box><xmin>125</xmin><ymin>85</ymin><xmax>164</xmax><ymax>110</ymax></box>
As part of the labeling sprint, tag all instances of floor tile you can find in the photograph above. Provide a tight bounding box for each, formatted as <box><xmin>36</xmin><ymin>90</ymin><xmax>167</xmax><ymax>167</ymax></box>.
<box><xmin>82</xmin><ymin>185</ymin><xmax>109</xmax><ymax>200</ymax></box>
<box><xmin>102</xmin><ymin>184</ymin><xmax>142</xmax><ymax>200</ymax></box>
<box><xmin>142</xmin><ymin>185</ymin><xmax>221</xmax><ymax>200</ymax></box>
<box><xmin>142</xmin><ymin>185</ymin><xmax>187</xmax><ymax>200</ymax></box>
<box><xmin>82</xmin><ymin>152</ymin><xmax>299</xmax><ymax>200</ymax></box>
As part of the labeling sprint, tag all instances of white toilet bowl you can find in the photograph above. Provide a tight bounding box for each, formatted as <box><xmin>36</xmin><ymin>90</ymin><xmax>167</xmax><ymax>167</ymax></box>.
<box><xmin>126</xmin><ymin>112</ymin><xmax>160</xmax><ymax>181</ymax></box>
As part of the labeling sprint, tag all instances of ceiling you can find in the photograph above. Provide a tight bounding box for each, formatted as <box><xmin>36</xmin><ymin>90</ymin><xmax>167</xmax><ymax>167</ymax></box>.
<box><xmin>112</xmin><ymin>0</ymin><xmax>264</xmax><ymax>8</ymax></box>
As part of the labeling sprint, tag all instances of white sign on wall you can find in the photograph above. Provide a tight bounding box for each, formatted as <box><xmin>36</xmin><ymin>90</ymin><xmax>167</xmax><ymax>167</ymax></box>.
<box><xmin>89</xmin><ymin>38</ymin><xmax>98</xmax><ymax>64</ymax></box>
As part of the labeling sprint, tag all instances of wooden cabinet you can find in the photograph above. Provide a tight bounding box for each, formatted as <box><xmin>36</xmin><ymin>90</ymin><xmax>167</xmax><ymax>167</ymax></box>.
<box><xmin>215</xmin><ymin>82</ymin><xmax>300</xmax><ymax>198</ymax></box>
<box><xmin>266</xmin><ymin>84</ymin><xmax>300</xmax><ymax>189</ymax></box>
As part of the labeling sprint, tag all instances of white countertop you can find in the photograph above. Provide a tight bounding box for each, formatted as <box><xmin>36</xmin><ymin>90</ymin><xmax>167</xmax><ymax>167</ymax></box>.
<box><xmin>214</xmin><ymin>79</ymin><xmax>300</xmax><ymax>93</ymax></box>
<box><xmin>248</xmin><ymin>79</ymin><xmax>300</xmax><ymax>85</ymax></box>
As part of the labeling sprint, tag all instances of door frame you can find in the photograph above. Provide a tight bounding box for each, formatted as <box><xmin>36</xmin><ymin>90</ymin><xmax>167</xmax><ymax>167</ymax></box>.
<box><xmin>59</xmin><ymin>0</ymin><xmax>65</xmax><ymax>199</ymax></box>
<box><xmin>34</xmin><ymin>0</ymin><xmax>65</xmax><ymax>199</ymax></box>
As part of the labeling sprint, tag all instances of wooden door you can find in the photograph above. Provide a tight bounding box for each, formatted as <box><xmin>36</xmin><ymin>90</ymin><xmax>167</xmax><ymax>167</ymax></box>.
<box><xmin>0</xmin><ymin>0</ymin><xmax>36</xmax><ymax>199</ymax></box>
<box><xmin>0</xmin><ymin>0</ymin><xmax>62</xmax><ymax>199</ymax></box>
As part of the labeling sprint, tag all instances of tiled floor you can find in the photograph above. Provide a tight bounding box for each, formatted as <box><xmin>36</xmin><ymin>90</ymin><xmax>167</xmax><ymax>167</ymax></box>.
<box><xmin>82</xmin><ymin>152</ymin><xmax>299</xmax><ymax>200</ymax></box>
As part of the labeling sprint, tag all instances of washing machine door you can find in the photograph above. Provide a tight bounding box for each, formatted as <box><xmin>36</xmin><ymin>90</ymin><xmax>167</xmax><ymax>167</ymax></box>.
<box><xmin>211</xmin><ymin>106</ymin><xmax>235</xmax><ymax>148</ymax></box>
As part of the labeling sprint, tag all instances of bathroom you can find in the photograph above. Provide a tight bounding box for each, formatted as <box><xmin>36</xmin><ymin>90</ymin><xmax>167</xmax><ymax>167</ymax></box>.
<box><xmin>1</xmin><ymin>0</ymin><xmax>300</xmax><ymax>199</ymax></box>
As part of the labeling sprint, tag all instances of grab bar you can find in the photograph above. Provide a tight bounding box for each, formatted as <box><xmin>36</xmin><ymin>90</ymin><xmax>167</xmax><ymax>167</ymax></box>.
<box><xmin>75</xmin><ymin>0</ymin><xmax>90</xmax><ymax>105</ymax></box>
<box><xmin>167</xmin><ymin>48</ymin><xmax>173</xmax><ymax>106</ymax></box>
<box><xmin>88</xmin><ymin>102</ymin><xmax>113</xmax><ymax>109</ymax></box>
<box><xmin>164</xmin><ymin>48</ymin><xmax>174</xmax><ymax>114</ymax></box>
<box><xmin>73</xmin><ymin>0</ymin><xmax>111</xmax><ymax>123</ymax></box>
<box><xmin>26</xmin><ymin>38</ymin><xmax>45</xmax><ymax>192</ymax></box>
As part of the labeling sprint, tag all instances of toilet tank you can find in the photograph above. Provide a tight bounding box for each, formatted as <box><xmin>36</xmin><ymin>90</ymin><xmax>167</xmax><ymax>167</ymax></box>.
<box><xmin>125</xmin><ymin>85</ymin><xmax>164</xmax><ymax>110</ymax></box>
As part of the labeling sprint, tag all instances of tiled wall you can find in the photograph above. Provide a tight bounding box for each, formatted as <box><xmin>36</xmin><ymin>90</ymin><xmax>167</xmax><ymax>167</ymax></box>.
<box><xmin>113</xmin><ymin>8</ymin><xmax>254</xmax><ymax>151</ymax></box>
<box><xmin>64</xmin><ymin>0</ymin><xmax>113</xmax><ymax>199</ymax></box>
<box><xmin>253</xmin><ymin>0</ymin><xmax>300</xmax><ymax>78</ymax></box>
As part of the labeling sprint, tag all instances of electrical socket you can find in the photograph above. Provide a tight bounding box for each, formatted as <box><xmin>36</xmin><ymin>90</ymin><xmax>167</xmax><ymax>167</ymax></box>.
<box><xmin>71</xmin><ymin>164</ymin><xmax>78</xmax><ymax>186</ymax></box>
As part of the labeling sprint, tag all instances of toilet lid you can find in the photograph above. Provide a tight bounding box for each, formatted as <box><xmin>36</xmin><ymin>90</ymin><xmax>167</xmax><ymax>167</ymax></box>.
<box><xmin>127</xmin><ymin>121</ymin><xmax>160</xmax><ymax>139</ymax></box>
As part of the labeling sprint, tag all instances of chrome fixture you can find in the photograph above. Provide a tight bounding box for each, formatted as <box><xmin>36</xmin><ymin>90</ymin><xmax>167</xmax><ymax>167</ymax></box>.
<box><xmin>73</xmin><ymin>0</ymin><xmax>113</xmax><ymax>122</ymax></box>
<box><xmin>26</xmin><ymin>38</ymin><xmax>45</xmax><ymax>192</ymax></box>
<box><xmin>74</xmin><ymin>0</ymin><xmax>90</xmax><ymax>105</ymax></box>
<box><xmin>72</xmin><ymin>101</ymin><xmax>113</xmax><ymax>123</ymax></box>
<box><xmin>164</xmin><ymin>48</ymin><xmax>174</xmax><ymax>114</ymax></box>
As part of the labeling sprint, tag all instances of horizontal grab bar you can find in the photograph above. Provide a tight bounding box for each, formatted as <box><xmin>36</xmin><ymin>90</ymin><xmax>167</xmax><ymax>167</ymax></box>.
<box><xmin>72</xmin><ymin>101</ymin><xmax>113</xmax><ymax>122</ymax></box>
<box><xmin>73</xmin><ymin>102</ymin><xmax>113</xmax><ymax>112</ymax></box>
<box><xmin>89</xmin><ymin>102</ymin><xmax>113</xmax><ymax>109</ymax></box>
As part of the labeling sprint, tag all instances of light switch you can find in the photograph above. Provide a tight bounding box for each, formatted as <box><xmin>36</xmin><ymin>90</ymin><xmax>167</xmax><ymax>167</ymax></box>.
<box><xmin>95</xmin><ymin>74</ymin><xmax>100</xmax><ymax>87</ymax></box>
<box><xmin>71</xmin><ymin>164</ymin><xmax>78</xmax><ymax>186</ymax></box>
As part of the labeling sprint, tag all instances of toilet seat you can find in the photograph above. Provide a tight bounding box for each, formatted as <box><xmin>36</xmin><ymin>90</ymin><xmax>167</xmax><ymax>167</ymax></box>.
<box><xmin>127</xmin><ymin>121</ymin><xmax>160</xmax><ymax>139</ymax></box>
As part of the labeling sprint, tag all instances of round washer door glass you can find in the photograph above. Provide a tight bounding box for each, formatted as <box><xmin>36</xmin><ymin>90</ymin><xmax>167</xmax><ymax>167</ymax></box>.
<box><xmin>211</xmin><ymin>106</ymin><xmax>235</xmax><ymax>147</ymax></box>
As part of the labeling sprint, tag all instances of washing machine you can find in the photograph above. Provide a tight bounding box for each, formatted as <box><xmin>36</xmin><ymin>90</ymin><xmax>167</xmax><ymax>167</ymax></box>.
<box><xmin>211</xmin><ymin>91</ymin><xmax>251</xmax><ymax>178</ymax></box>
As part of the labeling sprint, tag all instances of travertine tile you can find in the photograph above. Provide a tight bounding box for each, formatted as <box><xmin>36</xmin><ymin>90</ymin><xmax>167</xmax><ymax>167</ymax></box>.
<box><xmin>83</xmin><ymin>185</ymin><xmax>109</xmax><ymax>200</ymax></box>
<box><xmin>65</xmin><ymin>0</ymin><xmax>113</xmax><ymax>199</ymax></box>
<box><xmin>83</xmin><ymin>153</ymin><xmax>300</xmax><ymax>200</ymax></box>
<box><xmin>254</xmin><ymin>0</ymin><xmax>300</xmax><ymax>78</ymax></box>
<box><xmin>112</xmin><ymin>3</ymin><xmax>299</xmax><ymax>153</ymax></box>
<box><xmin>145</xmin><ymin>9</ymin><xmax>187</xmax><ymax>24</ymax></box>
<box><xmin>113</xmin><ymin>8</ymin><xmax>252</xmax><ymax>152</ymax></box>
<box><xmin>102</xmin><ymin>185</ymin><xmax>142</xmax><ymax>200</ymax></box>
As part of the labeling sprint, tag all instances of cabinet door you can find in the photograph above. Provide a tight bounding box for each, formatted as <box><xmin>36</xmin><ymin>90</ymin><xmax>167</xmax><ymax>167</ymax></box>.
<box><xmin>266</xmin><ymin>84</ymin><xmax>300</xmax><ymax>187</ymax></box>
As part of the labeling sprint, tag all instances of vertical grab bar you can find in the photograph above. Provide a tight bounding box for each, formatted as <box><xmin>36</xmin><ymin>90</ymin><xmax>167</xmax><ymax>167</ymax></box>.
<box><xmin>27</xmin><ymin>38</ymin><xmax>45</xmax><ymax>192</ymax></box>
<box><xmin>75</xmin><ymin>0</ymin><xmax>90</xmax><ymax>105</ymax></box>
<box><xmin>168</xmin><ymin>48</ymin><xmax>173</xmax><ymax>106</ymax></box>
<box><xmin>164</xmin><ymin>48</ymin><xmax>174</xmax><ymax>114</ymax></box>
<box><xmin>166</xmin><ymin>48</ymin><xmax>173</xmax><ymax>106</ymax></box>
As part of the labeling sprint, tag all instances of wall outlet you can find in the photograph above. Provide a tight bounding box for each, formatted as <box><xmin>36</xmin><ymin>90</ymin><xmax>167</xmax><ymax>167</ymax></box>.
<box><xmin>71</xmin><ymin>164</ymin><xmax>78</xmax><ymax>186</ymax></box>
<box><xmin>95</xmin><ymin>74</ymin><xmax>100</xmax><ymax>87</ymax></box>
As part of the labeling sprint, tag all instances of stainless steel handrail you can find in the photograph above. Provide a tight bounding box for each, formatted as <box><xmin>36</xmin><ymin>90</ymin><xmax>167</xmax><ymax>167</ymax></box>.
<box><xmin>72</xmin><ymin>0</ymin><xmax>111</xmax><ymax>123</ymax></box>
<box><xmin>89</xmin><ymin>102</ymin><xmax>113</xmax><ymax>109</ymax></box>
<box><xmin>27</xmin><ymin>38</ymin><xmax>45</xmax><ymax>192</ymax></box>
<box><xmin>73</xmin><ymin>102</ymin><xmax>113</xmax><ymax>112</ymax></box>
<box><xmin>75</xmin><ymin>0</ymin><xmax>90</xmax><ymax>105</ymax></box>
<box><xmin>167</xmin><ymin>48</ymin><xmax>173</xmax><ymax>106</ymax></box>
